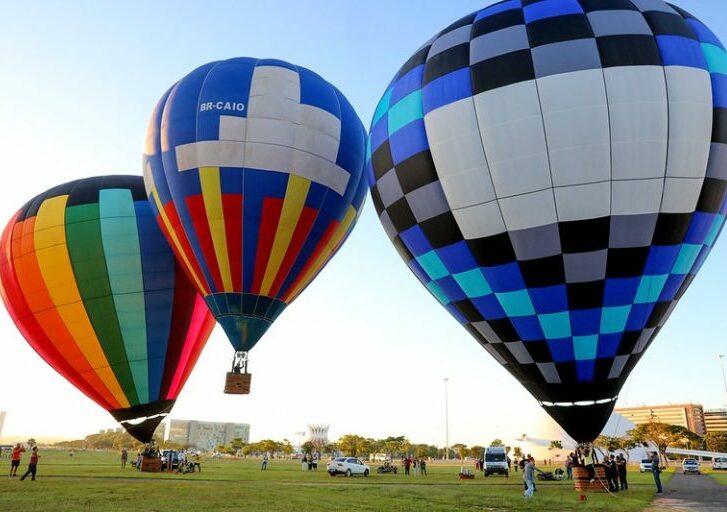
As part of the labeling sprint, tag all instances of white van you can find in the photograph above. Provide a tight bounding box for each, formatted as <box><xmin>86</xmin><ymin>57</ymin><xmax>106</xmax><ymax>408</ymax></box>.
<box><xmin>713</xmin><ymin>456</ymin><xmax>727</xmax><ymax>470</ymax></box>
<box><xmin>484</xmin><ymin>446</ymin><xmax>509</xmax><ymax>477</ymax></box>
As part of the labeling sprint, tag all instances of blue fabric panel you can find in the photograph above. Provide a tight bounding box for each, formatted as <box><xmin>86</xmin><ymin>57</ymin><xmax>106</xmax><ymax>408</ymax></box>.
<box><xmin>530</xmin><ymin>285</ymin><xmax>568</xmax><ymax>314</ymax></box>
<box><xmin>603</xmin><ymin>277</ymin><xmax>641</xmax><ymax>307</ymax></box>
<box><xmin>688</xmin><ymin>19</ymin><xmax>724</xmax><ymax>48</ymax></box>
<box><xmin>571</xmin><ymin>309</ymin><xmax>601</xmax><ymax>336</ymax></box>
<box><xmin>426</xmin><ymin>280</ymin><xmax>451</xmax><ymax>304</ymax></box>
<box><xmin>597</xmin><ymin>333</ymin><xmax>621</xmax><ymax>359</ymax></box>
<box><xmin>573</xmin><ymin>335</ymin><xmax>598</xmax><ymax>361</ymax></box>
<box><xmin>369</xmin><ymin>116</ymin><xmax>390</xmax><ymax>154</ymax></box>
<box><xmin>539</xmin><ymin>311</ymin><xmax>572</xmax><ymax>339</ymax></box>
<box><xmin>335</xmin><ymin>91</ymin><xmax>366</xmax><ymax>174</ymax></box>
<box><xmin>576</xmin><ymin>360</ymin><xmax>595</xmax><ymax>382</ymax></box>
<box><xmin>472</xmin><ymin>294</ymin><xmax>507</xmax><ymax>319</ymax></box>
<box><xmin>599</xmin><ymin>306</ymin><xmax>631</xmax><ymax>334</ymax></box>
<box><xmin>422</xmin><ymin>68</ymin><xmax>473</xmax><ymax>115</ymax></box>
<box><xmin>671</xmin><ymin>244</ymin><xmax>702</xmax><ymax>274</ymax></box>
<box><xmin>452</xmin><ymin>268</ymin><xmax>492</xmax><ymax>298</ymax></box>
<box><xmin>482</xmin><ymin>262</ymin><xmax>525</xmax><ymax>292</ymax></box>
<box><xmin>659</xmin><ymin>274</ymin><xmax>687</xmax><ymax>301</ymax></box>
<box><xmin>434</xmin><ymin>275</ymin><xmax>467</xmax><ymax>302</ymax></box>
<box><xmin>197</xmin><ymin>59</ymin><xmax>255</xmax><ymax>141</ymax></box>
<box><xmin>626</xmin><ymin>302</ymin><xmax>656</xmax><ymax>331</ymax></box>
<box><xmin>524</xmin><ymin>0</ymin><xmax>582</xmax><ymax>24</ymax></box>
<box><xmin>417</xmin><ymin>250</ymin><xmax>450</xmax><ymax>280</ymax></box>
<box><xmin>656</xmin><ymin>36</ymin><xmax>708</xmax><ymax>69</ymax></box>
<box><xmin>475</xmin><ymin>0</ymin><xmax>521</xmax><ymax>21</ymax></box>
<box><xmin>299</xmin><ymin>68</ymin><xmax>341</xmax><ymax>118</ymax></box>
<box><xmin>712</xmin><ymin>75</ymin><xmax>727</xmax><ymax>108</ymax></box>
<box><xmin>445</xmin><ymin>302</ymin><xmax>468</xmax><ymax>324</ymax></box>
<box><xmin>437</xmin><ymin>241</ymin><xmax>479</xmax><ymax>274</ymax></box>
<box><xmin>401</xmin><ymin>225</ymin><xmax>433</xmax><ymax>257</ymax></box>
<box><xmin>389</xmin><ymin>119</ymin><xmax>430</xmax><ymax>166</ymax></box>
<box><xmin>684</xmin><ymin>212</ymin><xmax>715</xmax><ymax>244</ymax></box>
<box><xmin>391</xmin><ymin>65</ymin><xmax>425</xmax><ymax>105</ymax></box>
<box><xmin>634</xmin><ymin>274</ymin><xmax>669</xmax><ymax>303</ymax></box>
<box><xmin>512</xmin><ymin>316</ymin><xmax>544</xmax><ymax>341</ymax></box>
<box><xmin>549</xmin><ymin>337</ymin><xmax>574</xmax><ymax>362</ymax></box>
<box><xmin>496</xmin><ymin>289</ymin><xmax>536</xmax><ymax>317</ymax></box>
<box><xmin>645</xmin><ymin>245</ymin><xmax>681</xmax><ymax>274</ymax></box>
<box><xmin>409</xmin><ymin>258</ymin><xmax>431</xmax><ymax>284</ymax></box>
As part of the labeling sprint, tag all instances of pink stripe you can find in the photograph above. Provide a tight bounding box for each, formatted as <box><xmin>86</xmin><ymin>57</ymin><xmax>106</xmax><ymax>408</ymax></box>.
<box><xmin>166</xmin><ymin>294</ymin><xmax>211</xmax><ymax>398</ymax></box>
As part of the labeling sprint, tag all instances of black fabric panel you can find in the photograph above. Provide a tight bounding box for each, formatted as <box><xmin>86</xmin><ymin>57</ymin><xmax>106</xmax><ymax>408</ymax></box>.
<box><xmin>419</xmin><ymin>211</ymin><xmax>464</xmax><ymax>249</ymax></box>
<box><xmin>667</xmin><ymin>3</ymin><xmax>696</xmax><ymax>20</ymax></box>
<box><xmin>617</xmin><ymin>331</ymin><xmax>640</xmax><ymax>356</ymax></box>
<box><xmin>696</xmin><ymin>178</ymin><xmax>727</xmax><ymax>214</ymax></box>
<box><xmin>578</xmin><ymin>0</ymin><xmax>639</xmax><ymax>12</ymax></box>
<box><xmin>606</xmin><ymin>247</ymin><xmax>650</xmax><ymax>278</ymax></box>
<box><xmin>395</xmin><ymin>151</ymin><xmax>438</xmax><ymax>194</ymax></box>
<box><xmin>452</xmin><ymin>299</ymin><xmax>485</xmax><ymax>323</ymax></box>
<box><xmin>386</xmin><ymin>197</ymin><xmax>417</xmax><ymax>233</ymax></box>
<box><xmin>526</xmin><ymin>14</ymin><xmax>594</xmax><ymax>48</ymax></box>
<box><xmin>567</xmin><ymin>280</ymin><xmax>606</xmax><ymax>310</ymax></box>
<box><xmin>488</xmin><ymin>318</ymin><xmax>520</xmax><ymax>342</ymax></box>
<box><xmin>543</xmin><ymin>401</ymin><xmax>616</xmax><ymax>442</ymax></box>
<box><xmin>559</xmin><ymin>217</ymin><xmax>610</xmax><ymax>253</ymax></box>
<box><xmin>110</xmin><ymin>399</ymin><xmax>175</xmax><ymax>443</ymax></box>
<box><xmin>439</xmin><ymin>12</ymin><xmax>476</xmax><ymax>35</ymax></box>
<box><xmin>643</xmin><ymin>11</ymin><xmax>697</xmax><ymax>39</ymax></box>
<box><xmin>472</xmin><ymin>9</ymin><xmax>525</xmax><ymax>38</ymax></box>
<box><xmin>651</xmin><ymin>213</ymin><xmax>692</xmax><ymax>245</ymax></box>
<box><xmin>675</xmin><ymin>273</ymin><xmax>697</xmax><ymax>300</ymax></box>
<box><xmin>525</xmin><ymin>340</ymin><xmax>554</xmax><ymax>363</ymax></box>
<box><xmin>371</xmin><ymin>140</ymin><xmax>394</xmax><ymax>181</ymax></box>
<box><xmin>471</xmin><ymin>49</ymin><xmax>535</xmax><ymax>95</ymax></box>
<box><xmin>646</xmin><ymin>301</ymin><xmax>671</xmax><ymax>328</ymax></box>
<box><xmin>597</xmin><ymin>35</ymin><xmax>662</xmax><ymax>67</ymax></box>
<box><xmin>395</xmin><ymin>46</ymin><xmax>431</xmax><ymax>80</ymax></box>
<box><xmin>466</xmin><ymin>233</ymin><xmax>516</xmax><ymax>267</ymax></box>
<box><xmin>423</xmin><ymin>43</ymin><xmax>470</xmax><ymax>86</ymax></box>
<box><xmin>392</xmin><ymin>235</ymin><xmax>414</xmax><ymax>263</ymax></box>
<box><xmin>519</xmin><ymin>255</ymin><xmax>566</xmax><ymax>287</ymax></box>
<box><xmin>370</xmin><ymin>185</ymin><xmax>385</xmax><ymax>214</ymax></box>
<box><xmin>713</xmin><ymin>108</ymin><xmax>727</xmax><ymax>145</ymax></box>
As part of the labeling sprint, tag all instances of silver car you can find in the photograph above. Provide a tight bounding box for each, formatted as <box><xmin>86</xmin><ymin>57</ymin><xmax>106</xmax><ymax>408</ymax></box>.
<box><xmin>327</xmin><ymin>457</ymin><xmax>370</xmax><ymax>477</ymax></box>
<box><xmin>682</xmin><ymin>458</ymin><xmax>701</xmax><ymax>475</ymax></box>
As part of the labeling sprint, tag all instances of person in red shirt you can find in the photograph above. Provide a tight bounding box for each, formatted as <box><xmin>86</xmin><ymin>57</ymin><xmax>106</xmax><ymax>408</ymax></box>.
<box><xmin>20</xmin><ymin>446</ymin><xmax>39</xmax><ymax>481</ymax></box>
<box><xmin>9</xmin><ymin>443</ymin><xmax>25</xmax><ymax>477</ymax></box>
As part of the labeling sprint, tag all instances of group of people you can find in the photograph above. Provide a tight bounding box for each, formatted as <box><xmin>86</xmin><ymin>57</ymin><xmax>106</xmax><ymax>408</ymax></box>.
<box><xmin>300</xmin><ymin>454</ymin><xmax>318</xmax><ymax>471</ymax></box>
<box><xmin>8</xmin><ymin>443</ymin><xmax>40</xmax><ymax>481</ymax></box>
<box><xmin>402</xmin><ymin>457</ymin><xmax>427</xmax><ymax>476</ymax></box>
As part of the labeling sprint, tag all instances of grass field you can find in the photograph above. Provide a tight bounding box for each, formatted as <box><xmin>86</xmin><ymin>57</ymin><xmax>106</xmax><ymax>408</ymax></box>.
<box><xmin>0</xmin><ymin>449</ymin><xmax>670</xmax><ymax>511</ymax></box>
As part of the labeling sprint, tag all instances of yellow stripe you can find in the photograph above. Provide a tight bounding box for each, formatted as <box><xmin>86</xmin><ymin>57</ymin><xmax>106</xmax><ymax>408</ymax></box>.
<box><xmin>199</xmin><ymin>166</ymin><xmax>233</xmax><ymax>292</ymax></box>
<box><xmin>260</xmin><ymin>175</ymin><xmax>310</xmax><ymax>296</ymax></box>
<box><xmin>149</xmin><ymin>188</ymin><xmax>209</xmax><ymax>295</ymax></box>
<box><xmin>287</xmin><ymin>205</ymin><xmax>357</xmax><ymax>302</ymax></box>
<box><xmin>33</xmin><ymin>196</ymin><xmax>130</xmax><ymax>408</ymax></box>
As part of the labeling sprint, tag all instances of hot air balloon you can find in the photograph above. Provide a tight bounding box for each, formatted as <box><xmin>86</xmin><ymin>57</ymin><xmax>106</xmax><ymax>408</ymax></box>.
<box><xmin>367</xmin><ymin>0</ymin><xmax>727</xmax><ymax>442</ymax></box>
<box><xmin>143</xmin><ymin>58</ymin><xmax>367</xmax><ymax>393</ymax></box>
<box><xmin>0</xmin><ymin>176</ymin><xmax>215</xmax><ymax>442</ymax></box>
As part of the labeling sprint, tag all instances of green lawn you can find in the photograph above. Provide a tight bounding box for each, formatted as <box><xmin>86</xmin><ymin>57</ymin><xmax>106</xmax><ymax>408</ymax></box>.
<box><xmin>0</xmin><ymin>449</ymin><xmax>667</xmax><ymax>511</ymax></box>
<box><xmin>709</xmin><ymin>471</ymin><xmax>727</xmax><ymax>486</ymax></box>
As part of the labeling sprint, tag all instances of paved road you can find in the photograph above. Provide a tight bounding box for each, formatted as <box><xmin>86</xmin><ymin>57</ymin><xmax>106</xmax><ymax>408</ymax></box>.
<box><xmin>646</xmin><ymin>472</ymin><xmax>727</xmax><ymax>511</ymax></box>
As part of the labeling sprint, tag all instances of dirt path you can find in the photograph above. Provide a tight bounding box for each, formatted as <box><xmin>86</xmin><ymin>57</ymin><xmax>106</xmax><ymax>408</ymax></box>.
<box><xmin>645</xmin><ymin>472</ymin><xmax>727</xmax><ymax>511</ymax></box>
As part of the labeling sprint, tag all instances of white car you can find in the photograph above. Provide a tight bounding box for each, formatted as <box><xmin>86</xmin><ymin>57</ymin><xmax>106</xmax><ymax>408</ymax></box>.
<box><xmin>327</xmin><ymin>457</ymin><xmax>370</xmax><ymax>477</ymax></box>
<box><xmin>682</xmin><ymin>458</ymin><xmax>701</xmax><ymax>475</ymax></box>
<box><xmin>639</xmin><ymin>458</ymin><xmax>653</xmax><ymax>472</ymax></box>
<box><xmin>713</xmin><ymin>456</ymin><xmax>727</xmax><ymax>470</ymax></box>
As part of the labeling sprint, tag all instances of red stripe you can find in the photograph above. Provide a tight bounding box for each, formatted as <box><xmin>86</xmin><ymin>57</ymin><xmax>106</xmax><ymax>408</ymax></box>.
<box><xmin>250</xmin><ymin>197</ymin><xmax>284</xmax><ymax>295</ymax></box>
<box><xmin>222</xmin><ymin>194</ymin><xmax>243</xmax><ymax>291</ymax></box>
<box><xmin>160</xmin><ymin>203</ymin><xmax>210</xmax><ymax>296</ymax></box>
<box><xmin>268</xmin><ymin>206</ymin><xmax>318</xmax><ymax>298</ymax></box>
<box><xmin>185</xmin><ymin>195</ymin><xmax>224</xmax><ymax>293</ymax></box>
<box><xmin>281</xmin><ymin>219</ymin><xmax>339</xmax><ymax>302</ymax></box>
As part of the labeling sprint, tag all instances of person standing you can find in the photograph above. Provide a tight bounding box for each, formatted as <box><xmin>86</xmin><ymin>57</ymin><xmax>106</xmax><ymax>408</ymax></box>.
<box><xmin>9</xmin><ymin>443</ymin><xmax>25</xmax><ymax>477</ymax></box>
<box><xmin>420</xmin><ymin>459</ymin><xmax>427</xmax><ymax>476</ymax></box>
<box><xmin>650</xmin><ymin>453</ymin><xmax>662</xmax><ymax>494</ymax></box>
<box><xmin>565</xmin><ymin>455</ymin><xmax>573</xmax><ymax>480</ymax></box>
<box><xmin>617</xmin><ymin>455</ymin><xmax>628</xmax><ymax>490</ymax></box>
<box><xmin>120</xmin><ymin>448</ymin><xmax>128</xmax><ymax>469</ymax></box>
<box><xmin>606</xmin><ymin>455</ymin><xmax>619</xmax><ymax>492</ymax></box>
<box><xmin>583</xmin><ymin>447</ymin><xmax>596</xmax><ymax>483</ymax></box>
<box><xmin>523</xmin><ymin>457</ymin><xmax>543</xmax><ymax>497</ymax></box>
<box><xmin>20</xmin><ymin>447</ymin><xmax>39</xmax><ymax>481</ymax></box>
<box><xmin>261</xmin><ymin>453</ymin><xmax>268</xmax><ymax>471</ymax></box>
<box><xmin>404</xmin><ymin>456</ymin><xmax>411</xmax><ymax>476</ymax></box>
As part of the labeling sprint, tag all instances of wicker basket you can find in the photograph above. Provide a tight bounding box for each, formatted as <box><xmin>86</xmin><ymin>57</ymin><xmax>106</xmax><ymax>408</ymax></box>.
<box><xmin>225</xmin><ymin>372</ymin><xmax>251</xmax><ymax>394</ymax></box>
<box><xmin>573</xmin><ymin>465</ymin><xmax>608</xmax><ymax>492</ymax></box>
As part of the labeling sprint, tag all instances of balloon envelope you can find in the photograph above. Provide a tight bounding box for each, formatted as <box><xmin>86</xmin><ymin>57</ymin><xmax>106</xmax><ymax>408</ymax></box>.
<box><xmin>0</xmin><ymin>176</ymin><xmax>215</xmax><ymax>442</ymax></box>
<box><xmin>144</xmin><ymin>58</ymin><xmax>367</xmax><ymax>354</ymax></box>
<box><xmin>367</xmin><ymin>0</ymin><xmax>727</xmax><ymax>442</ymax></box>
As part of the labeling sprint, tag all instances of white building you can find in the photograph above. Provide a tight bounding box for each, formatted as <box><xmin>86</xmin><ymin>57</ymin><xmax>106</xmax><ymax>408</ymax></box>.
<box><xmin>168</xmin><ymin>419</ymin><xmax>250</xmax><ymax>451</ymax></box>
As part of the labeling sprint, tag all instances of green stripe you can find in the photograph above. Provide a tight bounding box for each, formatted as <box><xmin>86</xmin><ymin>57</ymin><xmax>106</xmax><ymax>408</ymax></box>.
<box><xmin>65</xmin><ymin>203</ymin><xmax>139</xmax><ymax>405</ymax></box>
<box><xmin>100</xmin><ymin>190</ymin><xmax>149</xmax><ymax>404</ymax></box>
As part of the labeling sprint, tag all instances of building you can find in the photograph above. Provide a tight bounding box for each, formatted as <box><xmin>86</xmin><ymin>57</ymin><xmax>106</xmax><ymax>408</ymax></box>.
<box><xmin>307</xmin><ymin>424</ymin><xmax>330</xmax><ymax>445</ymax></box>
<box><xmin>614</xmin><ymin>404</ymin><xmax>706</xmax><ymax>435</ymax></box>
<box><xmin>704</xmin><ymin>409</ymin><xmax>727</xmax><ymax>433</ymax></box>
<box><xmin>0</xmin><ymin>411</ymin><xmax>6</xmax><ymax>440</ymax></box>
<box><xmin>168</xmin><ymin>419</ymin><xmax>250</xmax><ymax>451</ymax></box>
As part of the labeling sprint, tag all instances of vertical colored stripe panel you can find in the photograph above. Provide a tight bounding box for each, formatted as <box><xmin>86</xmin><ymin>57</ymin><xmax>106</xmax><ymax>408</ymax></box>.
<box><xmin>250</xmin><ymin>197</ymin><xmax>284</xmax><ymax>294</ymax></box>
<box><xmin>222</xmin><ymin>194</ymin><xmax>243</xmax><ymax>290</ymax></box>
<box><xmin>260</xmin><ymin>175</ymin><xmax>311</xmax><ymax>296</ymax></box>
<box><xmin>99</xmin><ymin>189</ymin><xmax>149</xmax><ymax>404</ymax></box>
<box><xmin>199</xmin><ymin>166</ymin><xmax>234</xmax><ymax>291</ymax></box>
<box><xmin>268</xmin><ymin>205</ymin><xmax>318</xmax><ymax>298</ymax></box>
<box><xmin>65</xmin><ymin>202</ymin><xmax>139</xmax><ymax>405</ymax></box>
<box><xmin>149</xmin><ymin>189</ymin><xmax>209</xmax><ymax>294</ymax></box>
<box><xmin>281</xmin><ymin>220</ymin><xmax>339</xmax><ymax>303</ymax></box>
<box><xmin>186</xmin><ymin>194</ymin><xmax>224</xmax><ymax>293</ymax></box>
<box><xmin>32</xmin><ymin>196</ymin><xmax>130</xmax><ymax>408</ymax></box>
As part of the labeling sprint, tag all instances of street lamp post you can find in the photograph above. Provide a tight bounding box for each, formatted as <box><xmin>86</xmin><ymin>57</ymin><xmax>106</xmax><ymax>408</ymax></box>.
<box><xmin>719</xmin><ymin>355</ymin><xmax>727</xmax><ymax>407</ymax></box>
<box><xmin>444</xmin><ymin>377</ymin><xmax>449</xmax><ymax>461</ymax></box>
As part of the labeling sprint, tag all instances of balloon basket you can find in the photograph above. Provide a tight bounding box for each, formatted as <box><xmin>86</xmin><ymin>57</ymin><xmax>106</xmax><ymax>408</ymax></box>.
<box><xmin>573</xmin><ymin>465</ymin><xmax>608</xmax><ymax>492</ymax></box>
<box><xmin>225</xmin><ymin>372</ymin><xmax>251</xmax><ymax>394</ymax></box>
<box><xmin>140</xmin><ymin>457</ymin><xmax>162</xmax><ymax>473</ymax></box>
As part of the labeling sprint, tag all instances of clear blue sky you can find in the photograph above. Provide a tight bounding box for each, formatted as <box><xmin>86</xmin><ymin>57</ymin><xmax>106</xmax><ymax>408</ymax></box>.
<box><xmin>1</xmin><ymin>1</ymin><xmax>726</xmax><ymax>445</ymax></box>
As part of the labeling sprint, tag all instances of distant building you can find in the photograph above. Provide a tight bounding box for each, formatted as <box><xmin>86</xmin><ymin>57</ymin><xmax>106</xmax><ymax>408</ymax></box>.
<box><xmin>615</xmin><ymin>404</ymin><xmax>706</xmax><ymax>435</ymax></box>
<box><xmin>168</xmin><ymin>420</ymin><xmax>250</xmax><ymax>451</ymax></box>
<box><xmin>0</xmin><ymin>411</ymin><xmax>6</xmax><ymax>439</ymax></box>
<box><xmin>307</xmin><ymin>424</ymin><xmax>330</xmax><ymax>446</ymax></box>
<box><xmin>704</xmin><ymin>409</ymin><xmax>727</xmax><ymax>433</ymax></box>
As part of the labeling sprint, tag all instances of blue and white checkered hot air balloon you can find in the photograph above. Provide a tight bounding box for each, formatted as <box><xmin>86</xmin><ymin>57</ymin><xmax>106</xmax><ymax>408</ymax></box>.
<box><xmin>367</xmin><ymin>0</ymin><xmax>727</xmax><ymax>442</ymax></box>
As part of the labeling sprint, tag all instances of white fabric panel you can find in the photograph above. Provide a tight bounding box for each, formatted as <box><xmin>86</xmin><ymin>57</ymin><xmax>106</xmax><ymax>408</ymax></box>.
<box><xmin>505</xmin><ymin>341</ymin><xmax>534</xmax><ymax>364</ymax></box>
<box><xmin>538</xmin><ymin>70</ymin><xmax>611</xmax><ymax>186</ymax></box>
<box><xmin>249</xmin><ymin>65</ymin><xmax>300</xmax><ymax>102</ymax></box>
<box><xmin>484</xmin><ymin>344</ymin><xmax>508</xmax><ymax>365</ymax></box>
<box><xmin>608</xmin><ymin>355</ymin><xmax>630</xmax><ymax>379</ymax></box>
<box><xmin>554</xmin><ymin>182</ymin><xmax>611</xmax><ymax>222</ymax></box>
<box><xmin>452</xmin><ymin>200</ymin><xmax>507</xmax><ymax>239</ymax></box>
<box><xmin>379</xmin><ymin>211</ymin><xmax>398</xmax><ymax>241</ymax></box>
<box><xmin>377</xmin><ymin>169</ymin><xmax>404</xmax><ymax>207</ymax></box>
<box><xmin>660</xmin><ymin>177</ymin><xmax>703</xmax><ymax>213</ymax></box>
<box><xmin>469</xmin><ymin>25</ymin><xmax>530</xmax><ymax>63</ymax></box>
<box><xmin>300</xmin><ymin>104</ymin><xmax>341</xmax><ymax>141</ymax></box>
<box><xmin>474</xmin><ymin>81</ymin><xmax>552</xmax><ymax>197</ymax></box>
<box><xmin>473</xmin><ymin>321</ymin><xmax>503</xmax><ymax>344</ymax></box>
<box><xmin>611</xmin><ymin>178</ymin><xmax>664</xmax><ymax>216</ymax></box>
<box><xmin>587</xmin><ymin>10</ymin><xmax>653</xmax><ymax>36</ymax></box>
<box><xmin>219</xmin><ymin>115</ymin><xmax>247</xmax><ymax>141</ymax></box>
<box><xmin>537</xmin><ymin>363</ymin><xmax>561</xmax><ymax>384</ymax></box>
<box><xmin>664</xmin><ymin>67</ymin><xmax>713</xmax><ymax>179</ymax></box>
<box><xmin>428</xmin><ymin>25</ymin><xmax>471</xmax><ymax>58</ymax></box>
<box><xmin>605</xmin><ymin>66</ymin><xmax>669</xmax><ymax>180</ymax></box>
<box><xmin>143</xmin><ymin>162</ymin><xmax>154</xmax><ymax>194</ymax></box>
<box><xmin>294</xmin><ymin>122</ymin><xmax>340</xmax><ymax>163</ymax></box>
<box><xmin>498</xmin><ymin>189</ymin><xmax>557</xmax><ymax>231</ymax></box>
<box><xmin>176</xmin><ymin>140</ymin><xmax>245</xmax><ymax>171</ymax></box>
<box><xmin>425</xmin><ymin>97</ymin><xmax>496</xmax><ymax>208</ymax></box>
<box><xmin>246</xmin><ymin>117</ymin><xmax>297</xmax><ymax>148</ymax></box>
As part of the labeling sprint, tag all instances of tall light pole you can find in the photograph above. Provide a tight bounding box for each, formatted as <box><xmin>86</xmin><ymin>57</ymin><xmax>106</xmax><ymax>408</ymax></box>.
<box><xmin>719</xmin><ymin>355</ymin><xmax>727</xmax><ymax>407</ymax></box>
<box><xmin>444</xmin><ymin>377</ymin><xmax>450</xmax><ymax>460</ymax></box>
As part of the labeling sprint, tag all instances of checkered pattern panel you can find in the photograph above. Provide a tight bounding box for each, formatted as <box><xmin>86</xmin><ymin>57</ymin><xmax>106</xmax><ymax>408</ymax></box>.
<box><xmin>367</xmin><ymin>0</ymin><xmax>727</xmax><ymax>407</ymax></box>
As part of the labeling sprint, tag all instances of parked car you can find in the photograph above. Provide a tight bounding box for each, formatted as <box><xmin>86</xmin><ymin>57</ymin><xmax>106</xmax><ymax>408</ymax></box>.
<box><xmin>327</xmin><ymin>457</ymin><xmax>370</xmax><ymax>477</ymax></box>
<box><xmin>713</xmin><ymin>456</ymin><xmax>727</xmax><ymax>470</ymax></box>
<box><xmin>682</xmin><ymin>458</ymin><xmax>700</xmax><ymax>475</ymax></box>
<box><xmin>483</xmin><ymin>446</ymin><xmax>509</xmax><ymax>477</ymax></box>
<box><xmin>161</xmin><ymin>450</ymin><xmax>180</xmax><ymax>470</ymax></box>
<box><xmin>639</xmin><ymin>458</ymin><xmax>653</xmax><ymax>473</ymax></box>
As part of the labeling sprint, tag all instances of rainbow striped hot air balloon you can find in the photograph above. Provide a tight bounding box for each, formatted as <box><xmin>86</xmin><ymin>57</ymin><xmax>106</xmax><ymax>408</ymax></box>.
<box><xmin>143</xmin><ymin>58</ymin><xmax>367</xmax><ymax>392</ymax></box>
<box><xmin>0</xmin><ymin>176</ymin><xmax>215</xmax><ymax>442</ymax></box>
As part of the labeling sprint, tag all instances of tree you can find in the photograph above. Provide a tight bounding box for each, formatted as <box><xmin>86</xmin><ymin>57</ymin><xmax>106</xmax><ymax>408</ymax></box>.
<box><xmin>513</xmin><ymin>446</ymin><xmax>523</xmax><ymax>459</ymax></box>
<box><xmin>705</xmin><ymin>432</ymin><xmax>727</xmax><ymax>453</ymax></box>
<box><xmin>301</xmin><ymin>441</ymin><xmax>315</xmax><ymax>455</ymax></box>
<box><xmin>628</xmin><ymin>421</ymin><xmax>701</xmax><ymax>467</ymax></box>
<box><xmin>337</xmin><ymin>435</ymin><xmax>368</xmax><ymax>457</ymax></box>
<box><xmin>490</xmin><ymin>439</ymin><xmax>504</xmax><ymax>447</ymax></box>
<box><xmin>27</xmin><ymin>438</ymin><xmax>37</xmax><ymax>448</ymax></box>
<box><xmin>505</xmin><ymin>446</ymin><xmax>512</xmax><ymax>455</ymax></box>
<box><xmin>548</xmin><ymin>441</ymin><xmax>563</xmax><ymax>451</ymax></box>
<box><xmin>469</xmin><ymin>445</ymin><xmax>485</xmax><ymax>459</ymax></box>
<box><xmin>281</xmin><ymin>439</ymin><xmax>294</xmax><ymax>458</ymax></box>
